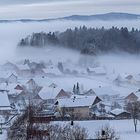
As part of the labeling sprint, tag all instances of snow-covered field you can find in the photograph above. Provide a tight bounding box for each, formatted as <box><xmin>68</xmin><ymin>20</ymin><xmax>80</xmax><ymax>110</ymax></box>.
<box><xmin>1</xmin><ymin>120</ymin><xmax>140</xmax><ymax>140</ymax></box>
<box><xmin>54</xmin><ymin>119</ymin><xmax>140</xmax><ymax>140</ymax></box>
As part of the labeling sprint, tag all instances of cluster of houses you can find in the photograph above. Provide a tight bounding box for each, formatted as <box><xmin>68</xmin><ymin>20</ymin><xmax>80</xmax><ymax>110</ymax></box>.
<box><xmin>0</xmin><ymin>59</ymin><xmax>140</xmax><ymax>124</ymax></box>
<box><xmin>0</xmin><ymin>78</ymin><xmax>138</xmax><ymax>123</ymax></box>
<box><xmin>114</xmin><ymin>73</ymin><xmax>140</xmax><ymax>86</ymax></box>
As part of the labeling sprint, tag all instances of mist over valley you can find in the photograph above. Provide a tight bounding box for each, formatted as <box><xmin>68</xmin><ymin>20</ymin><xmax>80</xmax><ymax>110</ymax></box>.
<box><xmin>1</xmin><ymin>13</ymin><xmax>140</xmax><ymax>140</ymax></box>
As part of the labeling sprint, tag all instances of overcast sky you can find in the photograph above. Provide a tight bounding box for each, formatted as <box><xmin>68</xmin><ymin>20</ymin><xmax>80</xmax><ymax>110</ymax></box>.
<box><xmin>0</xmin><ymin>0</ymin><xmax>140</xmax><ymax>19</ymax></box>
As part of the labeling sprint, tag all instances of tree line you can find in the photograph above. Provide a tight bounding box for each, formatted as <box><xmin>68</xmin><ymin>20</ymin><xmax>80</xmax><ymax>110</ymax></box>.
<box><xmin>19</xmin><ymin>26</ymin><xmax>140</xmax><ymax>54</ymax></box>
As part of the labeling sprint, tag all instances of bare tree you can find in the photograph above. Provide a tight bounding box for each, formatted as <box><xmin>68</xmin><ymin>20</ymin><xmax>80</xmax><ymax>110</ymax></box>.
<box><xmin>126</xmin><ymin>101</ymin><xmax>140</xmax><ymax>132</ymax></box>
<box><xmin>7</xmin><ymin>108</ymin><xmax>28</xmax><ymax>140</ymax></box>
<box><xmin>47</xmin><ymin>123</ymin><xmax>88</xmax><ymax>140</ymax></box>
<box><xmin>95</xmin><ymin>125</ymin><xmax>119</xmax><ymax>140</ymax></box>
<box><xmin>7</xmin><ymin>104</ymin><xmax>88</xmax><ymax>140</ymax></box>
<box><xmin>7</xmin><ymin>105</ymin><xmax>40</xmax><ymax>140</ymax></box>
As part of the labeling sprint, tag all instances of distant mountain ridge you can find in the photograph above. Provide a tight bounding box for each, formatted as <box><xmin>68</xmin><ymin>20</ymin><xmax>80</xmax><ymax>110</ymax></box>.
<box><xmin>0</xmin><ymin>12</ymin><xmax>140</xmax><ymax>23</ymax></box>
<box><xmin>62</xmin><ymin>12</ymin><xmax>140</xmax><ymax>21</ymax></box>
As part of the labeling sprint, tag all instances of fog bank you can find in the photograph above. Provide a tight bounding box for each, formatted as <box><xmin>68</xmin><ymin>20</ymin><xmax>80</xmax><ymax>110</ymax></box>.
<box><xmin>0</xmin><ymin>19</ymin><xmax>140</xmax><ymax>66</ymax></box>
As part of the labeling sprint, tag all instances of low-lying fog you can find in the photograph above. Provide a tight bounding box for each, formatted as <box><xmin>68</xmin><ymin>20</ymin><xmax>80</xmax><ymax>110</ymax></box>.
<box><xmin>0</xmin><ymin>19</ymin><xmax>140</xmax><ymax>74</ymax></box>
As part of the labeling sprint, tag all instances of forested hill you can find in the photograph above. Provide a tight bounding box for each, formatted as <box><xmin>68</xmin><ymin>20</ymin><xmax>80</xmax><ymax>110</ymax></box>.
<box><xmin>1</xmin><ymin>13</ymin><xmax>140</xmax><ymax>23</ymax></box>
<box><xmin>19</xmin><ymin>26</ymin><xmax>140</xmax><ymax>55</ymax></box>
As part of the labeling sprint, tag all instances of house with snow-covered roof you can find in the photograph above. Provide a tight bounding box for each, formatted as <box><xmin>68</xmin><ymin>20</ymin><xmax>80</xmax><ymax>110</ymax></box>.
<box><xmin>38</xmin><ymin>85</ymin><xmax>61</xmax><ymax>104</ymax></box>
<box><xmin>17</xmin><ymin>69</ymin><xmax>33</xmax><ymax>78</ymax></box>
<box><xmin>0</xmin><ymin>83</ymin><xmax>8</xmax><ymax>91</ymax></box>
<box><xmin>17</xmin><ymin>63</ymin><xmax>30</xmax><ymax>70</ymax></box>
<box><xmin>7</xmin><ymin>73</ymin><xmax>18</xmax><ymax>83</ymax></box>
<box><xmin>44</xmin><ymin>66</ymin><xmax>62</xmax><ymax>76</ymax></box>
<box><xmin>110</xmin><ymin>108</ymin><xmax>131</xmax><ymax>119</ymax></box>
<box><xmin>93</xmin><ymin>86</ymin><xmax>120</xmax><ymax>97</ymax></box>
<box><xmin>0</xmin><ymin>90</ymin><xmax>12</xmax><ymax>115</ymax></box>
<box><xmin>56</xmin><ymin>95</ymin><xmax>102</xmax><ymax>119</ymax></box>
<box><xmin>125</xmin><ymin>90</ymin><xmax>140</xmax><ymax>103</ymax></box>
<box><xmin>83</xmin><ymin>89</ymin><xmax>96</xmax><ymax>96</ymax></box>
<box><xmin>26</xmin><ymin>79</ymin><xmax>39</xmax><ymax>92</ymax></box>
<box><xmin>87</xmin><ymin>66</ymin><xmax>106</xmax><ymax>76</ymax></box>
<box><xmin>2</xmin><ymin>62</ymin><xmax>18</xmax><ymax>72</ymax></box>
<box><xmin>55</xmin><ymin>89</ymin><xmax>72</xmax><ymax>99</ymax></box>
<box><xmin>7</xmin><ymin>84</ymin><xmax>25</xmax><ymax>95</ymax></box>
<box><xmin>114</xmin><ymin>74</ymin><xmax>140</xmax><ymax>86</ymax></box>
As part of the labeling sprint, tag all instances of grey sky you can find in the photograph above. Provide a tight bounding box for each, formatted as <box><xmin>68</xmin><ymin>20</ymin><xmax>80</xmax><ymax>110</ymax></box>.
<box><xmin>0</xmin><ymin>0</ymin><xmax>140</xmax><ymax>19</ymax></box>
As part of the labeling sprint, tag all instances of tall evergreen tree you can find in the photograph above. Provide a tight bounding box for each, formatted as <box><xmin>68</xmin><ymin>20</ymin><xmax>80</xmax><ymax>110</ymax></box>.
<box><xmin>76</xmin><ymin>82</ymin><xmax>80</xmax><ymax>94</ymax></box>
<box><xmin>73</xmin><ymin>84</ymin><xmax>76</xmax><ymax>94</ymax></box>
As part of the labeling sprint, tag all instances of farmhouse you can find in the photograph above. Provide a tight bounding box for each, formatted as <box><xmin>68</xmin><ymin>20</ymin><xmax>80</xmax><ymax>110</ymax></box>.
<box><xmin>26</xmin><ymin>79</ymin><xmax>39</xmax><ymax>92</ymax></box>
<box><xmin>83</xmin><ymin>89</ymin><xmax>96</xmax><ymax>96</ymax></box>
<box><xmin>56</xmin><ymin>95</ymin><xmax>102</xmax><ymax>119</ymax></box>
<box><xmin>125</xmin><ymin>90</ymin><xmax>140</xmax><ymax>103</ymax></box>
<box><xmin>2</xmin><ymin>62</ymin><xmax>18</xmax><ymax>71</ymax></box>
<box><xmin>87</xmin><ymin>67</ymin><xmax>106</xmax><ymax>75</ymax></box>
<box><xmin>44</xmin><ymin>67</ymin><xmax>62</xmax><ymax>76</ymax></box>
<box><xmin>38</xmin><ymin>85</ymin><xmax>61</xmax><ymax>104</ymax></box>
<box><xmin>7</xmin><ymin>73</ymin><xmax>18</xmax><ymax>83</ymax></box>
<box><xmin>7</xmin><ymin>84</ymin><xmax>24</xmax><ymax>95</ymax></box>
<box><xmin>55</xmin><ymin>89</ymin><xmax>72</xmax><ymax>99</ymax></box>
<box><xmin>110</xmin><ymin>108</ymin><xmax>131</xmax><ymax>119</ymax></box>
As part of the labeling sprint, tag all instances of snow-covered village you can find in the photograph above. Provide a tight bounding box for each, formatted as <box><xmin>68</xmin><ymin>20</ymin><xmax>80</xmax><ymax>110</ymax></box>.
<box><xmin>0</xmin><ymin>56</ymin><xmax>140</xmax><ymax>139</ymax></box>
<box><xmin>1</xmin><ymin>0</ymin><xmax>140</xmax><ymax>140</ymax></box>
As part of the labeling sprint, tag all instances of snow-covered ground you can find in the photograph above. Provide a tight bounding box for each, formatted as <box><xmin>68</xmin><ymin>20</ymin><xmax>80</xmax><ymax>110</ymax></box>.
<box><xmin>1</xmin><ymin>120</ymin><xmax>140</xmax><ymax>140</ymax></box>
<box><xmin>0</xmin><ymin>130</ymin><xmax>7</xmax><ymax>140</ymax></box>
<box><xmin>54</xmin><ymin>119</ymin><xmax>140</xmax><ymax>140</ymax></box>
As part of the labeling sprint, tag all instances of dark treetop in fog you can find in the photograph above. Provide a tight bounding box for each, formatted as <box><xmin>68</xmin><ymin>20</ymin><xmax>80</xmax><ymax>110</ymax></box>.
<box><xmin>19</xmin><ymin>26</ymin><xmax>140</xmax><ymax>54</ymax></box>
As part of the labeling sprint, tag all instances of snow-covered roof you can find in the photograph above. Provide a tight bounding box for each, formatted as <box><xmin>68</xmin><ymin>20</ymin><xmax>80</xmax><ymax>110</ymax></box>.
<box><xmin>38</xmin><ymin>86</ymin><xmax>61</xmax><ymax>100</ymax></box>
<box><xmin>8</xmin><ymin>84</ymin><xmax>24</xmax><ymax>95</ymax></box>
<box><xmin>84</xmin><ymin>89</ymin><xmax>96</xmax><ymax>96</ymax></box>
<box><xmin>0</xmin><ymin>69</ymin><xmax>17</xmax><ymax>79</ymax></box>
<box><xmin>125</xmin><ymin>75</ymin><xmax>133</xmax><ymax>80</ymax></box>
<box><xmin>95</xmin><ymin>112</ymin><xmax>115</xmax><ymax>118</ymax></box>
<box><xmin>8</xmin><ymin>73</ymin><xmax>17</xmax><ymax>78</ymax></box>
<box><xmin>88</xmin><ymin>67</ymin><xmax>106</xmax><ymax>74</ymax></box>
<box><xmin>114</xmin><ymin>74</ymin><xmax>124</xmax><ymax>82</ymax></box>
<box><xmin>49</xmin><ymin>83</ymin><xmax>57</xmax><ymax>88</ymax></box>
<box><xmin>133</xmin><ymin>74</ymin><xmax>140</xmax><ymax>82</ymax></box>
<box><xmin>0</xmin><ymin>83</ymin><xmax>8</xmax><ymax>90</ymax></box>
<box><xmin>25</xmin><ymin>79</ymin><xmax>38</xmax><ymax>91</ymax></box>
<box><xmin>0</xmin><ymin>91</ymin><xmax>11</xmax><ymax>107</ymax></box>
<box><xmin>110</xmin><ymin>108</ymin><xmax>129</xmax><ymax>116</ymax></box>
<box><xmin>64</xmin><ymin>67</ymin><xmax>87</xmax><ymax>74</ymax></box>
<box><xmin>17</xmin><ymin>64</ymin><xmax>30</xmax><ymax>70</ymax></box>
<box><xmin>93</xmin><ymin>86</ymin><xmax>120</xmax><ymax>96</ymax></box>
<box><xmin>0</xmin><ymin>83</ymin><xmax>24</xmax><ymax>95</ymax></box>
<box><xmin>44</xmin><ymin>67</ymin><xmax>62</xmax><ymax>76</ymax></box>
<box><xmin>0</xmin><ymin>107</ymin><xmax>12</xmax><ymax>110</ymax></box>
<box><xmin>57</xmin><ymin>95</ymin><xmax>97</xmax><ymax>108</ymax></box>
<box><xmin>126</xmin><ymin>90</ymin><xmax>140</xmax><ymax>101</ymax></box>
<box><xmin>2</xmin><ymin>62</ymin><xmax>17</xmax><ymax>69</ymax></box>
<box><xmin>56</xmin><ymin>89</ymin><xmax>72</xmax><ymax>99</ymax></box>
<box><xmin>0</xmin><ymin>78</ymin><xmax>6</xmax><ymax>83</ymax></box>
<box><xmin>133</xmin><ymin>90</ymin><xmax>140</xmax><ymax>99</ymax></box>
